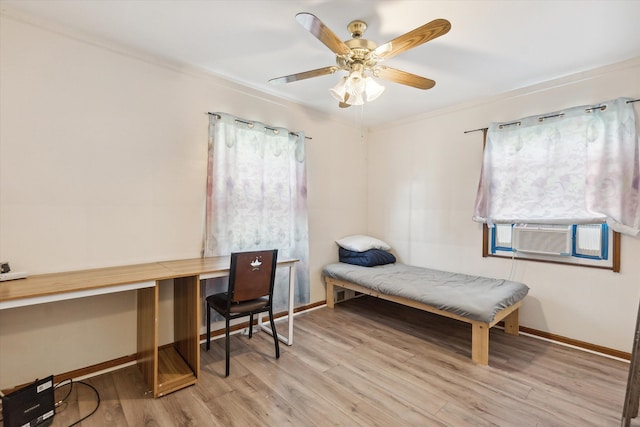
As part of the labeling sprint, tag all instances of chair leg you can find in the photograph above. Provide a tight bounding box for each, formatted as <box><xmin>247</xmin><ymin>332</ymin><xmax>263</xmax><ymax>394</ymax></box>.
<box><xmin>249</xmin><ymin>313</ymin><xmax>254</xmax><ymax>338</ymax></box>
<box><xmin>225</xmin><ymin>317</ymin><xmax>231</xmax><ymax>377</ymax></box>
<box><xmin>206</xmin><ymin>302</ymin><xmax>211</xmax><ymax>351</ymax></box>
<box><xmin>269</xmin><ymin>308</ymin><xmax>280</xmax><ymax>359</ymax></box>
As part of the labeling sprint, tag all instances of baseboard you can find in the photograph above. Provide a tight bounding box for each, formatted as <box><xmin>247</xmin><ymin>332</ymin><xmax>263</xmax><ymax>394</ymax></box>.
<box><xmin>3</xmin><ymin>299</ymin><xmax>627</xmax><ymax>394</ymax></box>
<box><xmin>517</xmin><ymin>325</ymin><xmax>630</xmax><ymax>361</ymax></box>
<box><xmin>334</xmin><ymin>296</ymin><xmax>631</xmax><ymax>361</ymax></box>
<box><xmin>1</xmin><ymin>354</ymin><xmax>138</xmax><ymax>395</ymax></box>
<box><xmin>1</xmin><ymin>300</ymin><xmax>328</xmax><ymax>394</ymax></box>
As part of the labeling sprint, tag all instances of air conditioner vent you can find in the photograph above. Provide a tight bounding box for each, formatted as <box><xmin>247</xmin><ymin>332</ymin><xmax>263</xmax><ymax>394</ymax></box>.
<box><xmin>513</xmin><ymin>224</ymin><xmax>572</xmax><ymax>256</ymax></box>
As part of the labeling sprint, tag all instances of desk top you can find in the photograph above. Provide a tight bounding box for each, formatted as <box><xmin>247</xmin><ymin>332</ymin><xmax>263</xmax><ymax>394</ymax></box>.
<box><xmin>0</xmin><ymin>256</ymin><xmax>298</xmax><ymax>304</ymax></box>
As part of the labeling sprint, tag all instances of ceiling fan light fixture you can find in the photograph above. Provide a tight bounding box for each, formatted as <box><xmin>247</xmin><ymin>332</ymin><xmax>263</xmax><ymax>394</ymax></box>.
<box><xmin>364</xmin><ymin>76</ymin><xmax>385</xmax><ymax>102</ymax></box>
<box><xmin>329</xmin><ymin>76</ymin><xmax>348</xmax><ymax>102</ymax></box>
<box><xmin>330</xmin><ymin>70</ymin><xmax>385</xmax><ymax>106</ymax></box>
<box><xmin>345</xmin><ymin>71</ymin><xmax>364</xmax><ymax>105</ymax></box>
<box><xmin>345</xmin><ymin>87</ymin><xmax>364</xmax><ymax>105</ymax></box>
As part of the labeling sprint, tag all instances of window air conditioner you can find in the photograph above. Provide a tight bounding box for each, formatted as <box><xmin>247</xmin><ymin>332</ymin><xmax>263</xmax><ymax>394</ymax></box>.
<box><xmin>512</xmin><ymin>224</ymin><xmax>572</xmax><ymax>256</ymax></box>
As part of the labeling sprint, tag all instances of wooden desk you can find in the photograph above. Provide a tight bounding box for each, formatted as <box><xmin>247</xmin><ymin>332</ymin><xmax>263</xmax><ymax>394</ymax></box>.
<box><xmin>0</xmin><ymin>256</ymin><xmax>298</xmax><ymax>397</ymax></box>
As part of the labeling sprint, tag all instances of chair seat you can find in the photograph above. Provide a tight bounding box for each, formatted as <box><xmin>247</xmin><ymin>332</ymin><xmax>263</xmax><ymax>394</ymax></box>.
<box><xmin>207</xmin><ymin>293</ymin><xmax>269</xmax><ymax>314</ymax></box>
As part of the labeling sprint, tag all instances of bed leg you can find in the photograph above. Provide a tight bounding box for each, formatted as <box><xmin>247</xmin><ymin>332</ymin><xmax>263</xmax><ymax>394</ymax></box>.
<box><xmin>503</xmin><ymin>308</ymin><xmax>520</xmax><ymax>336</ymax></box>
<box><xmin>326</xmin><ymin>280</ymin><xmax>335</xmax><ymax>309</ymax></box>
<box><xmin>472</xmin><ymin>323</ymin><xmax>489</xmax><ymax>365</ymax></box>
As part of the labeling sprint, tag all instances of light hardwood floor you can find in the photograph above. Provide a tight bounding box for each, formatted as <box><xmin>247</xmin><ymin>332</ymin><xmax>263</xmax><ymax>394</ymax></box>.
<box><xmin>49</xmin><ymin>296</ymin><xmax>635</xmax><ymax>426</ymax></box>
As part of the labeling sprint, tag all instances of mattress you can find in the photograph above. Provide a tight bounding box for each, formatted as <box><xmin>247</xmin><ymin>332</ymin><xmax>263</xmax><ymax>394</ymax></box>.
<box><xmin>322</xmin><ymin>262</ymin><xmax>529</xmax><ymax>323</ymax></box>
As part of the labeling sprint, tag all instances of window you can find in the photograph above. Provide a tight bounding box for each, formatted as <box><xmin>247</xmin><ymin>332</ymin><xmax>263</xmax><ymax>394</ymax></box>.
<box><xmin>473</xmin><ymin>98</ymin><xmax>639</xmax><ymax>239</ymax></box>
<box><xmin>472</xmin><ymin>99</ymin><xmax>636</xmax><ymax>272</ymax></box>
<box><xmin>484</xmin><ymin>223</ymin><xmax>620</xmax><ymax>271</ymax></box>
<box><xmin>204</xmin><ymin>113</ymin><xmax>310</xmax><ymax>310</ymax></box>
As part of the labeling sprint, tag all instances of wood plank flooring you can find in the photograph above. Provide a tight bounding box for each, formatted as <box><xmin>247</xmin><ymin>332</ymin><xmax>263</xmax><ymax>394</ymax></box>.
<box><xmin>46</xmin><ymin>296</ymin><xmax>635</xmax><ymax>426</ymax></box>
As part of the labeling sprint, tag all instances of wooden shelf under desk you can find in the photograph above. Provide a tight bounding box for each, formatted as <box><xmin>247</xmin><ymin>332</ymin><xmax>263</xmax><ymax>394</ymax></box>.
<box><xmin>137</xmin><ymin>275</ymin><xmax>200</xmax><ymax>398</ymax></box>
<box><xmin>157</xmin><ymin>346</ymin><xmax>198</xmax><ymax>397</ymax></box>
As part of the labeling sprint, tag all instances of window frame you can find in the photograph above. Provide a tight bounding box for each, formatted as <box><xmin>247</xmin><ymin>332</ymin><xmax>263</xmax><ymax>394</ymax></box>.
<box><xmin>482</xmin><ymin>223</ymin><xmax>621</xmax><ymax>272</ymax></box>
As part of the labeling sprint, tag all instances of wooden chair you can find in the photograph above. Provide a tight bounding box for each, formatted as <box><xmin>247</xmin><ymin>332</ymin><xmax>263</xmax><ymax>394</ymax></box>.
<box><xmin>205</xmin><ymin>249</ymin><xmax>280</xmax><ymax>376</ymax></box>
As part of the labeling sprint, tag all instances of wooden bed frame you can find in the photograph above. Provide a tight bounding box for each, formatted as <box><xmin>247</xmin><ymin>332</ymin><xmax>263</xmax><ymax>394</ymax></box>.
<box><xmin>325</xmin><ymin>277</ymin><xmax>522</xmax><ymax>365</ymax></box>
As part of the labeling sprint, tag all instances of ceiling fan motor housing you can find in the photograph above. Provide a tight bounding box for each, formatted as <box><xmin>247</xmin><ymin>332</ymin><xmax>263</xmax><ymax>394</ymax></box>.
<box><xmin>341</xmin><ymin>38</ymin><xmax>378</xmax><ymax>69</ymax></box>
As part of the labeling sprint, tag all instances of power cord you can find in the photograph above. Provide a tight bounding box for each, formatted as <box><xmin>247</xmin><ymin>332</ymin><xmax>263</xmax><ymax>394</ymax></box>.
<box><xmin>54</xmin><ymin>379</ymin><xmax>101</xmax><ymax>427</ymax></box>
<box><xmin>508</xmin><ymin>249</ymin><xmax>517</xmax><ymax>281</ymax></box>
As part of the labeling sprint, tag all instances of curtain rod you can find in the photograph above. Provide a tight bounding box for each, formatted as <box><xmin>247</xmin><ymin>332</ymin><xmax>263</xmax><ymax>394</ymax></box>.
<box><xmin>463</xmin><ymin>127</ymin><xmax>488</xmax><ymax>134</ymax></box>
<box><xmin>464</xmin><ymin>98</ymin><xmax>640</xmax><ymax>134</ymax></box>
<box><xmin>207</xmin><ymin>112</ymin><xmax>311</xmax><ymax>140</ymax></box>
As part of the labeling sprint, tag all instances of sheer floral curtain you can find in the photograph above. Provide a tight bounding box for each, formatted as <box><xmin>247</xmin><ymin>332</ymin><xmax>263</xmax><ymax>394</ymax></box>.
<box><xmin>473</xmin><ymin>98</ymin><xmax>640</xmax><ymax>237</ymax></box>
<box><xmin>203</xmin><ymin>113</ymin><xmax>309</xmax><ymax>311</ymax></box>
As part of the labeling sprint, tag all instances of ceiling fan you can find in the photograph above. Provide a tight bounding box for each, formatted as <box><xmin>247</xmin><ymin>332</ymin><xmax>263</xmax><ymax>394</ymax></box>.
<box><xmin>269</xmin><ymin>13</ymin><xmax>451</xmax><ymax>108</ymax></box>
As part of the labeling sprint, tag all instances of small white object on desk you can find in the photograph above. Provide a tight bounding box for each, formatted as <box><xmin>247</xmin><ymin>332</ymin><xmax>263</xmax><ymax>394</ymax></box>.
<box><xmin>0</xmin><ymin>271</ymin><xmax>28</xmax><ymax>281</ymax></box>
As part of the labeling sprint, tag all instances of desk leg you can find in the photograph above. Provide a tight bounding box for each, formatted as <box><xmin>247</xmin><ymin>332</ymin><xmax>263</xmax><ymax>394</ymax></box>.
<box><xmin>137</xmin><ymin>284</ymin><xmax>158</xmax><ymax>397</ymax></box>
<box><xmin>259</xmin><ymin>264</ymin><xmax>295</xmax><ymax>345</ymax></box>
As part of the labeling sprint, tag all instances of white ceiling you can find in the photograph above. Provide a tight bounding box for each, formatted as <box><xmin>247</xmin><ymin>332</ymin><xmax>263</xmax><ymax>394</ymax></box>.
<box><xmin>2</xmin><ymin>0</ymin><xmax>640</xmax><ymax>127</ymax></box>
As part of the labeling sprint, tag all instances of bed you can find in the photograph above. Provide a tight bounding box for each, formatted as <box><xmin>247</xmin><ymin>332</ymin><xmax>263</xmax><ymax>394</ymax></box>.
<box><xmin>322</xmin><ymin>261</ymin><xmax>529</xmax><ymax>365</ymax></box>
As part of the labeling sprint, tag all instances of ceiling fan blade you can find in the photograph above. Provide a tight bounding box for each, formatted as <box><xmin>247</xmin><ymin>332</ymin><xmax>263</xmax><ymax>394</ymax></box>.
<box><xmin>296</xmin><ymin>12</ymin><xmax>351</xmax><ymax>56</ymax></box>
<box><xmin>269</xmin><ymin>66</ymin><xmax>338</xmax><ymax>85</ymax></box>
<box><xmin>375</xmin><ymin>66</ymin><xmax>436</xmax><ymax>90</ymax></box>
<box><xmin>372</xmin><ymin>19</ymin><xmax>451</xmax><ymax>61</ymax></box>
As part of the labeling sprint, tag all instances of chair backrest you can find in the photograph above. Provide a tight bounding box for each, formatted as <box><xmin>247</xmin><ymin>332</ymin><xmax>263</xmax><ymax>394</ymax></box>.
<box><xmin>228</xmin><ymin>249</ymin><xmax>278</xmax><ymax>303</ymax></box>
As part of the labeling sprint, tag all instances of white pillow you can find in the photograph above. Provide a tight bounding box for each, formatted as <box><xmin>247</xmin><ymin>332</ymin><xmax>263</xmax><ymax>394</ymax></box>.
<box><xmin>336</xmin><ymin>235</ymin><xmax>391</xmax><ymax>252</ymax></box>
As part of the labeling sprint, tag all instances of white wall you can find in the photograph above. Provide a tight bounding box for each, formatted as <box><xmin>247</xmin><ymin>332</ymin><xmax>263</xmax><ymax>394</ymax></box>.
<box><xmin>367</xmin><ymin>57</ymin><xmax>640</xmax><ymax>353</ymax></box>
<box><xmin>0</xmin><ymin>11</ymin><xmax>368</xmax><ymax>389</ymax></box>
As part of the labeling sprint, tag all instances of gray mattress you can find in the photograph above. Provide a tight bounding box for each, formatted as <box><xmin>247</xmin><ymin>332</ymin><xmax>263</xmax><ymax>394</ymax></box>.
<box><xmin>322</xmin><ymin>263</ymin><xmax>529</xmax><ymax>323</ymax></box>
